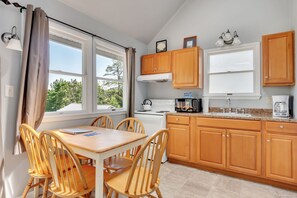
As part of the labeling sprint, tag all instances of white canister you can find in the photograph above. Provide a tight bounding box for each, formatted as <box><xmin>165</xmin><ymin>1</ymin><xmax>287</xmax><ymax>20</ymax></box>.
<box><xmin>202</xmin><ymin>97</ymin><xmax>209</xmax><ymax>113</ymax></box>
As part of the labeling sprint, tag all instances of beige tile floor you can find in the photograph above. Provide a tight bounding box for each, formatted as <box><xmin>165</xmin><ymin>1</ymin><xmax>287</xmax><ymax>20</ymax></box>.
<box><xmin>25</xmin><ymin>162</ymin><xmax>297</xmax><ymax>198</ymax></box>
<box><xmin>153</xmin><ymin>162</ymin><xmax>297</xmax><ymax>198</ymax></box>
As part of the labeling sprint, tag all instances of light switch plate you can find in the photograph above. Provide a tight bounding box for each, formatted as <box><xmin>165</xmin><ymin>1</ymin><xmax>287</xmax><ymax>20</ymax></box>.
<box><xmin>5</xmin><ymin>85</ymin><xmax>14</xmax><ymax>97</ymax></box>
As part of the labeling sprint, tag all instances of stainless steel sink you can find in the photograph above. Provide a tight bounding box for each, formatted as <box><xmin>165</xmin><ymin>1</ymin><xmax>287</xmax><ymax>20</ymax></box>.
<box><xmin>206</xmin><ymin>112</ymin><xmax>252</xmax><ymax>117</ymax></box>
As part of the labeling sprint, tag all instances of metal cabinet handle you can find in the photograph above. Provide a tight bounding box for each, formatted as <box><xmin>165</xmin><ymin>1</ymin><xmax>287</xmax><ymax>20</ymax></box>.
<box><xmin>226</xmin><ymin>135</ymin><xmax>230</xmax><ymax>138</ymax></box>
<box><xmin>279</xmin><ymin>125</ymin><xmax>284</xmax><ymax>129</ymax></box>
<box><xmin>222</xmin><ymin>134</ymin><xmax>225</xmax><ymax>137</ymax></box>
<box><xmin>176</xmin><ymin>118</ymin><xmax>179</xmax><ymax>121</ymax></box>
<box><xmin>267</xmin><ymin>140</ymin><xmax>270</xmax><ymax>142</ymax></box>
<box><xmin>265</xmin><ymin>76</ymin><xmax>269</xmax><ymax>79</ymax></box>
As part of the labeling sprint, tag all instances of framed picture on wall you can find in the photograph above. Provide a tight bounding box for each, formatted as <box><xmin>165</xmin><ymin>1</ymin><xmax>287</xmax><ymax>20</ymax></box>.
<box><xmin>183</xmin><ymin>36</ymin><xmax>197</xmax><ymax>48</ymax></box>
<box><xmin>156</xmin><ymin>40</ymin><xmax>167</xmax><ymax>53</ymax></box>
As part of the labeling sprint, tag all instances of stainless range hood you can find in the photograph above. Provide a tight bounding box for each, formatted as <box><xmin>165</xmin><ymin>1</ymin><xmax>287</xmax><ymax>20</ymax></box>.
<box><xmin>137</xmin><ymin>73</ymin><xmax>172</xmax><ymax>82</ymax></box>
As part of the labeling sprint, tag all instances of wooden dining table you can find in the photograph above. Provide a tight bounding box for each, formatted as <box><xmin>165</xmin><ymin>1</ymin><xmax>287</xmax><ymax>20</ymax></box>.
<box><xmin>53</xmin><ymin>126</ymin><xmax>147</xmax><ymax>198</ymax></box>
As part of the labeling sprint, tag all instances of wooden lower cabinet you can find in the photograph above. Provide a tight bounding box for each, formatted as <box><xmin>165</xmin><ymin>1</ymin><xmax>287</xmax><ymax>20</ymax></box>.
<box><xmin>226</xmin><ymin>130</ymin><xmax>261</xmax><ymax>176</ymax></box>
<box><xmin>196</xmin><ymin>127</ymin><xmax>226</xmax><ymax>169</ymax></box>
<box><xmin>167</xmin><ymin>116</ymin><xmax>297</xmax><ymax>188</ymax></box>
<box><xmin>167</xmin><ymin>124</ymin><xmax>190</xmax><ymax>161</ymax></box>
<box><xmin>265</xmin><ymin>133</ymin><xmax>297</xmax><ymax>183</ymax></box>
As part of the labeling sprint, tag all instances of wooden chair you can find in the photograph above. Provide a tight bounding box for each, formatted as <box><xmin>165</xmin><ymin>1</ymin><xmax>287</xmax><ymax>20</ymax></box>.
<box><xmin>19</xmin><ymin>124</ymin><xmax>51</xmax><ymax>198</ymax></box>
<box><xmin>104</xmin><ymin>117</ymin><xmax>145</xmax><ymax>171</ymax></box>
<box><xmin>78</xmin><ymin>115</ymin><xmax>114</xmax><ymax>165</ymax></box>
<box><xmin>91</xmin><ymin>115</ymin><xmax>114</xmax><ymax>129</ymax></box>
<box><xmin>39</xmin><ymin>130</ymin><xmax>95</xmax><ymax>198</ymax></box>
<box><xmin>105</xmin><ymin>129</ymin><xmax>169</xmax><ymax>198</ymax></box>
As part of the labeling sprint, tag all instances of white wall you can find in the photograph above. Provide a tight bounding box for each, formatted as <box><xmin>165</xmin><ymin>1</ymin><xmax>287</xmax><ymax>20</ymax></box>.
<box><xmin>0</xmin><ymin>0</ymin><xmax>147</xmax><ymax>197</ymax></box>
<box><xmin>147</xmin><ymin>0</ymin><xmax>294</xmax><ymax>109</ymax></box>
<box><xmin>292</xmin><ymin>1</ymin><xmax>297</xmax><ymax>118</ymax></box>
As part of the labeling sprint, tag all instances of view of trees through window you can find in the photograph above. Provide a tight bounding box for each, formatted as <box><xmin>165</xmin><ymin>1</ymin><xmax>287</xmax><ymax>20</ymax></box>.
<box><xmin>46</xmin><ymin>39</ymin><xmax>124</xmax><ymax>112</ymax></box>
<box><xmin>97</xmin><ymin>59</ymin><xmax>124</xmax><ymax>110</ymax></box>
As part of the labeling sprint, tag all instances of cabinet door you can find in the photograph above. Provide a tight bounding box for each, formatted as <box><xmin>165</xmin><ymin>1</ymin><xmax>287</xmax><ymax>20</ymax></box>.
<box><xmin>262</xmin><ymin>31</ymin><xmax>294</xmax><ymax>86</ymax></box>
<box><xmin>265</xmin><ymin>133</ymin><xmax>297</xmax><ymax>183</ymax></box>
<box><xmin>156</xmin><ymin>51</ymin><xmax>171</xmax><ymax>73</ymax></box>
<box><xmin>172</xmin><ymin>47</ymin><xmax>202</xmax><ymax>88</ymax></box>
<box><xmin>167</xmin><ymin>124</ymin><xmax>190</xmax><ymax>161</ymax></box>
<box><xmin>226</xmin><ymin>130</ymin><xmax>261</xmax><ymax>176</ymax></box>
<box><xmin>197</xmin><ymin>127</ymin><xmax>226</xmax><ymax>169</ymax></box>
<box><xmin>141</xmin><ymin>54</ymin><xmax>155</xmax><ymax>75</ymax></box>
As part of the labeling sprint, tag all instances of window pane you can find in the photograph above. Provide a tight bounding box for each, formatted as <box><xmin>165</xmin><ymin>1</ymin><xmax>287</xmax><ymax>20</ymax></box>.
<box><xmin>46</xmin><ymin>74</ymin><xmax>83</xmax><ymax>112</ymax></box>
<box><xmin>209</xmin><ymin>50</ymin><xmax>253</xmax><ymax>73</ymax></box>
<box><xmin>49</xmin><ymin>40</ymin><xmax>83</xmax><ymax>74</ymax></box>
<box><xmin>209</xmin><ymin>72</ymin><xmax>254</xmax><ymax>94</ymax></box>
<box><xmin>97</xmin><ymin>80</ymin><xmax>123</xmax><ymax>109</ymax></box>
<box><xmin>96</xmin><ymin>54</ymin><xmax>123</xmax><ymax>80</ymax></box>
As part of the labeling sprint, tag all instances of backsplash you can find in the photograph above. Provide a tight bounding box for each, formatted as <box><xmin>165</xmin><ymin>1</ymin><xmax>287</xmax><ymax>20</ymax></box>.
<box><xmin>209</xmin><ymin>107</ymin><xmax>273</xmax><ymax>116</ymax></box>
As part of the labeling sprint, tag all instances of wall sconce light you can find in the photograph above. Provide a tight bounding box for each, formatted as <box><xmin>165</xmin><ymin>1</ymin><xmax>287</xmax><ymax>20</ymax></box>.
<box><xmin>215</xmin><ymin>29</ymin><xmax>241</xmax><ymax>47</ymax></box>
<box><xmin>1</xmin><ymin>26</ymin><xmax>22</xmax><ymax>51</ymax></box>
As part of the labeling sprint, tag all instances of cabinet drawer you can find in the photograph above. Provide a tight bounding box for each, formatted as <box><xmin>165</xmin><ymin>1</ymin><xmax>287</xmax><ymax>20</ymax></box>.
<box><xmin>196</xmin><ymin>117</ymin><xmax>261</xmax><ymax>131</ymax></box>
<box><xmin>266</xmin><ymin>122</ymin><xmax>297</xmax><ymax>134</ymax></box>
<box><xmin>167</xmin><ymin>115</ymin><xmax>190</xmax><ymax>125</ymax></box>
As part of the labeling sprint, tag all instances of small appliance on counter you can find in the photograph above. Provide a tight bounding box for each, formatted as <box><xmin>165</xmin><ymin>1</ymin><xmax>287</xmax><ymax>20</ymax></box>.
<box><xmin>272</xmin><ymin>95</ymin><xmax>293</xmax><ymax>118</ymax></box>
<box><xmin>175</xmin><ymin>98</ymin><xmax>202</xmax><ymax>113</ymax></box>
<box><xmin>141</xmin><ymin>99</ymin><xmax>152</xmax><ymax>111</ymax></box>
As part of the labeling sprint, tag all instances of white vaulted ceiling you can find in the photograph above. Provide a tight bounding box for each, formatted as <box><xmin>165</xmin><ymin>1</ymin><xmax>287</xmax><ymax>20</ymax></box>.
<box><xmin>57</xmin><ymin>0</ymin><xmax>186</xmax><ymax>44</ymax></box>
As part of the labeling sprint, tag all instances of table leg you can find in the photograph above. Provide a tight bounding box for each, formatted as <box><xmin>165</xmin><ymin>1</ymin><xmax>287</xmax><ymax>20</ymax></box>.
<box><xmin>95</xmin><ymin>156</ymin><xmax>104</xmax><ymax>198</ymax></box>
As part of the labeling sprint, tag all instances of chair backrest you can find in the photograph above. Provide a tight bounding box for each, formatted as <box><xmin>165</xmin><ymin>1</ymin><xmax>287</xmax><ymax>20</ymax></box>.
<box><xmin>125</xmin><ymin>129</ymin><xmax>168</xmax><ymax>196</ymax></box>
<box><xmin>39</xmin><ymin>130</ymin><xmax>88</xmax><ymax>193</ymax></box>
<box><xmin>116</xmin><ymin>117</ymin><xmax>145</xmax><ymax>158</ymax></box>
<box><xmin>91</xmin><ymin>115</ymin><xmax>114</xmax><ymax>129</ymax></box>
<box><xmin>19</xmin><ymin>124</ymin><xmax>50</xmax><ymax>177</ymax></box>
<box><xmin>115</xmin><ymin>117</ymin><xmax>145</xmax><ymax>134</ymax></box>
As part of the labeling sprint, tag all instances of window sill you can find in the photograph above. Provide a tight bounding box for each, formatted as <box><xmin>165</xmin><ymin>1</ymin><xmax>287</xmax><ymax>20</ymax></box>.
<box><xmin>42</xmin><ymin>110</ymin><xmax>127</xmax><ymax>123</ymax></box>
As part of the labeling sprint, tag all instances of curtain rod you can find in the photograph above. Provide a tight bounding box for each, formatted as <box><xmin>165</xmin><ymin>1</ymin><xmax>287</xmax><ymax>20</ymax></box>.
<box><xmin>1</xmin><ymin>0</ymin><xmax>133</xmax><ymax>51</ymax></box>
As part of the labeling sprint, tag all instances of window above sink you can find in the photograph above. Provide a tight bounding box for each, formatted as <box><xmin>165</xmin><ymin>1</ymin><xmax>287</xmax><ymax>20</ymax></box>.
<box><xmin>203</xmin><ymin>42</ymin><xmax>261</xmax><ymax>100</ymax></box>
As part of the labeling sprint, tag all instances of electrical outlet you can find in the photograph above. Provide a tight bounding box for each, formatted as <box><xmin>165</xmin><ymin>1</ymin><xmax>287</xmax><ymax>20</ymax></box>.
<box><xmin>5</xmin><ymin>85</ymin><xmax>14</xmax><ymax>97</ymax></box>
<box><xmin>266</xmin><ymin>96</ymin><xmax>272</xmax><ymax>104</ymax></box>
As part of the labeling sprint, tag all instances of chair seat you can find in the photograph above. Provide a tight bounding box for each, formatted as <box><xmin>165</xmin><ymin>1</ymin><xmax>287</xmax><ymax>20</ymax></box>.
<box><xmin>104</xmin><ymin>156</ymin><xmax>133</xmax><ymax>171</ymax></box>
<box><xmin>49</xmin><ymin>165</ymin><xmax>95</xmax><ymax>198</ymax></box>
<box><xmin>106</xmin><ymin>167</ymin><xmax>160</xmax><ymax>196</ymax></box>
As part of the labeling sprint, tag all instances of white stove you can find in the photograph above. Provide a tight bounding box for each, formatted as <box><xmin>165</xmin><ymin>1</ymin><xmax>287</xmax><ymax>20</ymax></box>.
<box><xmin>134</xmin><ymin>99</ymin><xmax>175</xmax><ymax>163</ymax></box>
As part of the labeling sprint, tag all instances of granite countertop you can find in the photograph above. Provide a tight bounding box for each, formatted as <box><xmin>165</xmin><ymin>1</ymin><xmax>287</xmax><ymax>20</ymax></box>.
<box><xmin>167</xmin><ymin>112</ymin><xmax>297</xmax><ymax>123</ymax></box>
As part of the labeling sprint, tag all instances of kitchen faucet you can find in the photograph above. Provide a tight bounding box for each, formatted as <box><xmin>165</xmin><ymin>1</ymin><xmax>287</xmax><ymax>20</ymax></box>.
<box><xmin>227</xmin><ymin>97</ymin><xmax>231</xmax><ymax>113</ymax></box>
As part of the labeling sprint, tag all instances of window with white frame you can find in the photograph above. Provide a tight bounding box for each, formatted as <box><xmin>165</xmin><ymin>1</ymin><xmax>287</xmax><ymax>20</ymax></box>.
<box><xmin>204</xmin><ymin>43</ymin><xmax>261</xmax><ymax>99</ymax></box>
<box><xmin>46</xmin><ymin>22</ymin><xmax>91</xmax><ymax>114</ymax></box>
<box><xmin>95</xmin><ymin>40</ymin><xmax>126</xmax><ymax>111</ymax></box>
<box><xmin>45</xmin><ymin>21</ymin><xmax>127</xmax><ymax>117</ymax></box>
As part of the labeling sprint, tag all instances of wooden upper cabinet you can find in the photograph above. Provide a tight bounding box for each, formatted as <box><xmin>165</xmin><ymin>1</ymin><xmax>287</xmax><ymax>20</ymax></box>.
<box><xmin>141</xmin><ymin>52</ymin><xmax>171</xmax><ymax>75</ymax></box>
<box><xmin>141</xmin><ymin>54</ymin><xmax>155</xmax><ymax>74</ymax></box>
<box><xmin>226</xmin><ymin>130</ymin><xmax>261</xmax><ymax>176</ymax></box>
<box><xmin>155</xmin><ymin>52</ymin><xmax>171</xmax><ymax>73</ymax></box>
<box><xmin>172</xmin><ymin>47</ymin><xmax>203</xmax><ymax>89</ymax></box>
<box><xmin>262</xmin><ymin>31</ymin><xmax>295</xmax><ymax>86</ymax></box>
